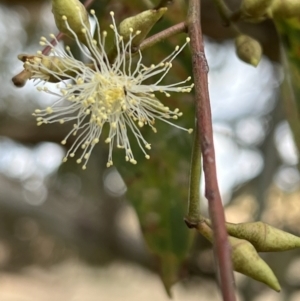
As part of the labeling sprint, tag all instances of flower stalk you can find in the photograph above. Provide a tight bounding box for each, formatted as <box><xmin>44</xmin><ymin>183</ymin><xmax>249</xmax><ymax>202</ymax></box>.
<box><xmin>186</xmin><ymin>125</ymin><xmax>201</xmax><ymax>225</ymax></box>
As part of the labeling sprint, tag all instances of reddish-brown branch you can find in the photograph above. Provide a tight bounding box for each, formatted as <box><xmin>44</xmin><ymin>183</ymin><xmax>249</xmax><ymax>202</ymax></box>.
<box><xmin>140</xmin><ymin>21</ymin><xmax>187</xmax><ymax>51</ymax></box>
<box><xmin>82</xmin><ymin>0</ymin><xmax>95</xmax><ymax>8</ymax></box>
<box><xmin>187</xmin><ymin>1</ymin><xmax>236</xmax><ymax>300</ymax></box>
<box><xmin>42</xmin><ymin>32</ymin><xmax>64</xmax><ymax>55</ymax></box>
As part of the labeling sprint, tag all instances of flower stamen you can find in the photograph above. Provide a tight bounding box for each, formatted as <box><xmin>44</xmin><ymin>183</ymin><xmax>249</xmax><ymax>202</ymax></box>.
<box><xmin>24</xmin><ymin>10</ymin><xmax>194</xmax><ymax>168</ymax></box>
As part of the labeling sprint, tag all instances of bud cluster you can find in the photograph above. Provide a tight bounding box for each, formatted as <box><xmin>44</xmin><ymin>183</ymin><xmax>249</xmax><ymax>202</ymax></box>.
<box><xmin>198</xmin><ymin>218</ymin><xmax>300</xmax><ymax>291</ymax></box>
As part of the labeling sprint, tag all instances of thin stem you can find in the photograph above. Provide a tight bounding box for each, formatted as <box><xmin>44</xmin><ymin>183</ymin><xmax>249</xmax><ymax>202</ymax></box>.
<box><xmin>187</xmin><ymin>1</ymin><xmax>236</xmax><ymax>301</ymax></box>
<box><xmin>42</xmin><ymin>32</ymin><xmax>64</xmax><ymax>55</ymax></box>
<box><xmin>139</xmin><ymin>22</ymin><xmax>187</xmax><ymax>51</ymax></box>
<box><xmin>154</xmin><ymin>0</ymin><xmax>174</xmax><ymax>9</ymax></box>
<box><xmin>211</xmin><ymin>0</ymin><xmax>240</xmax><ymax>34</ymax></box>
<box><xmin>82</xmin><ymin>0</ymin><xmax>95</xmax><ymax>8</ymax></box>
<box><xmin>186</xmin><ymin>126</ymin><xmax>202</xmax><ymax>224</ymax></box>
<box><xmin>112</xmin><ymin>22</ymin><xmax>186</xmax><ymax>63</ymax></box>
<box><xmin>211</xmin><ymin>0</ymin><xmax>232</xmax><ymax>26</ymax></box>
<box><xmin>196</xmin><ymin>219</ymin><xmax>214</xmax><ymax>242</ymax></box>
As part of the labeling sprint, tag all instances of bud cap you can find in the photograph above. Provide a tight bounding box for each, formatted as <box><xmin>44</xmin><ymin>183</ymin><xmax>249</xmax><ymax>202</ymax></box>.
<box><xmin>52</xmin><ymin>0</ymin><xmax>90</xmax><ymax>46</ymax></box>
<box><xmin>235</xmin><ymin>34</ymin><xmax>262</xmax><ymax>67</ymax></box>
<box><xmin>119</xmin><ymin>8</ymin><xmax>168</xmax><ymax>48</ymax></box>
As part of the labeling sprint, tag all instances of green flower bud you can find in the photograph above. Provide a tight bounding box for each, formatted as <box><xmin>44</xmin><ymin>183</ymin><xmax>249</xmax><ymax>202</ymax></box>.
<box><xmin>119</xmin><ymin>8</ymin><xmax>168</xmax><ymax>48</ymax></box>
<box><xmin>240</xmin><ymin>0</ymin><xmax>274</xmax><ymax>22</ymax></box>
<box><xmin>229</xmin><ymin>235</ymin><xmax>281</xmax><ymax>292</ymax></box>
<box><xmin>235</xmin><ymin>34</ymin><xmax>262</xmax><ymax>67</ymax></box>
<box><xmin>197</xmin><ymin>221</ymin><xmax>281</xmax><ymax>291</ymax></box>
<box><xmin>225</xmin><ymin>221</ymin><xmax>300</xmax><ymax>252</ymax></box>
<box><xmin>52</xmin><ymin>0</ymin><xmax>90</xmax><ymax>46</ymax></box>
<box><xmin>268</xmin><ymin>0</ymin><xmax>300</xmax><ymax>19</ymax></box>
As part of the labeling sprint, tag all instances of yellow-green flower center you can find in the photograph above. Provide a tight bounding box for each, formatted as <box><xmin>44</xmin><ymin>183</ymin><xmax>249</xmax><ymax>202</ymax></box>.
<box><xmin>104</xmin><ymin>87</ymin><xmax>124</xmax><ymax>107</ymax></box>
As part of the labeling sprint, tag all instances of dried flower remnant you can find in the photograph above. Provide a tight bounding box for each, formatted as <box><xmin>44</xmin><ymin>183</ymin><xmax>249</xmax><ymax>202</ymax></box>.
<box><xmin>19</xmin><ymin>10</ymin><xmax>194</xmax><ymax>169</ymax></box>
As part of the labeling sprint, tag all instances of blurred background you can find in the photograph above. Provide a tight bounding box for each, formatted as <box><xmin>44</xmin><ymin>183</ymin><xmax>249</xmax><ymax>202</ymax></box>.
<box><xmin>0</xmin><ymin>0</ymin><xmax>299</xmax><ymax>300</ymax></box>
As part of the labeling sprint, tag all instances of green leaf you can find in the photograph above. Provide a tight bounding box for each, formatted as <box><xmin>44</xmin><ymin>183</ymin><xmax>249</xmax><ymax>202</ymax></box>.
<box><xmin>273</xmin><ymin>17</ymin><xmax>300</xmax><ymax>154</ymax></box>
<box><xmin>116</xmin><ymin>109</ymin><xmax>194</xmax><ymax>295</ymax></box>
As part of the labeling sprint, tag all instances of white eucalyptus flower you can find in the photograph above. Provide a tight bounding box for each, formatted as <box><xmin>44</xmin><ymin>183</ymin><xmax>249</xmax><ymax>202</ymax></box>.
<box><xmin>27</xmin><ymin>10</ymin><xmax>193</xmax><ymax>169</ymax></box>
